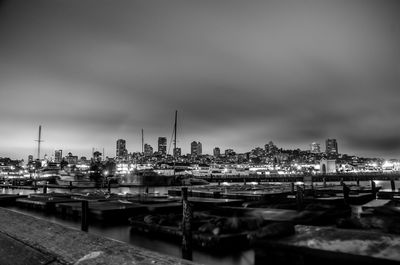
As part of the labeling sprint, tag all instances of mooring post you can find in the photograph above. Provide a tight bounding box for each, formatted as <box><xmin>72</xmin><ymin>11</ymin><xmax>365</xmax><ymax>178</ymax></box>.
<box><xmin>371</xmin><ymin>180</ymin><xmax>376</xmax><ymax>198</ymax></box>
<box><xmin>291</xmin><ymin>182</ymin><xmax>295</xmax><ymax>193</ymax></box>
<box><xmin>356</xmin><ymin>179</ymin><xmax>360</xmax><ymax>186</ymax></box>
<box><xmin>181</xmin><ymin>187</ymin><xmax>193</xmax><ymax>260</ymax></box>
<box><xmin>296</xmin><ymin>185</ymin><xmax>304</xmax><ymax>211</ymax></box>
<box><xmin>43</xmin><ymin>182</ymin><xmax>47</xmax><ymax>194</ymax></box>
<box><xmin>391</xmin><ymin>179</ymin><xmax>396</xmax><ymax>191</ymax></box>
<box><xmin>69</xmin><ymin>181</ymin><xmax>72</xmax><ymax>190</ymax></box>
<box><xmin>323</xmin><ymin>177</ymin><xmax>327</xmax><ymax>188</ymax></box>
<box><xmin>81</xmin><ymin>200</ymin><xmax>89</xmax><ymax>232</ymax></box>
<box><xmin>243</xmin><ymin>178</ymin><xmax>246</xmax><ymax>185</ymax></box>
<box><xmin>342</xmin><ymin>183</ymin><xmax>350</xmax><ymax>205</ymax></box>
<box><xmin>107</xmin><ymin>179</ymin><xmax>111</xmax><ymax>193</ymax></box>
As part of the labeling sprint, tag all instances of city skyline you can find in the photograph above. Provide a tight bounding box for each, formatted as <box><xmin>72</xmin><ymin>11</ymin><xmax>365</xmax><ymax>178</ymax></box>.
<box><xmin>1</xmin><ymin>1</ymin><xmax>400</xmax><ymax>159</ymax></box>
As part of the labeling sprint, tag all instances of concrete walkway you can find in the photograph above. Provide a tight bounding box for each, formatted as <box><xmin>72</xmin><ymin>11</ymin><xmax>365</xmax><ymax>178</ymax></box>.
<box><xmin>0</xmin><ymin>208</ymin><xmax>198</xmax><ymax>265</ymax></box>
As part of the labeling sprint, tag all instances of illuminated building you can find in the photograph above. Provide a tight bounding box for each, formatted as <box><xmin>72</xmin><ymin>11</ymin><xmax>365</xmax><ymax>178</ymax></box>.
<box><xmin>213</xmin><ymin>147</ymin><xmax>221</xmax><ymax>157</ymax></box>
<box><xmin>191</xmin><ymin>141</ymin><xmax>202</xmax><ymax>156</ymax></box>
<box><xmin>158</xmin><ymin>137</ymin><xmax>167</xmax><ymax>155</ymax></box>
<box><xmin>310</xmin><ymin>142</ymin><xmax>321</xmax><ymax>153</ymax></box>
<box><xmin>325</xmin><ymin>139</ymin><xmax>338</xmax><ymax>155</ymax></box>
<box><xmin>116</xmin><ymin>139</ymin><xmax>128</xmax><ymax>159</ymax></box>
<box><xmin>144</xmin><ymin>143</ymin><xmax>153</xmax><ymax>156</ymax></box>
<box><xmin>54</xmin><ymin>150</ymin><xmax>62</xmax><ymax>163</ymax></box>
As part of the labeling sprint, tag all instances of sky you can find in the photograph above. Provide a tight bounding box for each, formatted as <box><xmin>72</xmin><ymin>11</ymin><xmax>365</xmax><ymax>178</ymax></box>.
<box><xmin>0</xmin><ymin>0</ymin><xmax>400</xmax><ymax>160</ymax></box>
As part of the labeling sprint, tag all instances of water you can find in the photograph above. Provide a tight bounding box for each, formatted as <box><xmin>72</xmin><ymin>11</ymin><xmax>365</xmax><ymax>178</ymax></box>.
<box><xmin>1</xmin><ymin>186</ymin><xmax>254</xmax><ymax>265</ymax></box>
<box><xmin>2</xmin><ymin>179</ymin><xmax>398</xmax><ymax>265</ymax></box>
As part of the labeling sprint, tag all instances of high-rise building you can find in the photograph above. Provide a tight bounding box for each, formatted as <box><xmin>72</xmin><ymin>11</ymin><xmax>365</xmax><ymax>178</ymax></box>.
<box><xmin>213</xmin><ymin>147</ymin><xmax>221</xmax><ymax>157</ymax></box>
<box><xmin>28</xmin><ymin>155</ymin><xmax>33</xmax><ymax>163</ymax></box>
<box><xmin>116</xmin><ymin>139</ymin><xmax>128</xmax><ymax>158</ymax></box>
<box><xmin>325</xmin><ymin>139</ymin><xmax>338</xmax><ymax>155</ymax></box>
<box><xmin>173</xmin><ymin>147</ymin><xmax>181</xmax><ymax>157</ymax></box>
<box><xmin>191</xmin><ymin>141</ymin><xmax>202</xmax><ymax>156</ymax></box>
<box><xmin>54</xmin><ymin>150</ymin><xmax>62</xmax><ymax>163</ymax></box>
<box><xmin>144</xmin><ymin>143</ymin><xmax>153</xmax><ymax>157</ymax></box>
<box><xmin>310</xmin><ymin>142</ymin><xmax>321</xmax><ymax>153</ymax></box>
<box><xmin>158</xmin><ymin>137</ymin><xmax>167</xmax><ymax>155</ymax></box>
<box><xmin>65</xmin><ymin>152</ymin><xmax>78</xmax><ymax>164</ymax></box>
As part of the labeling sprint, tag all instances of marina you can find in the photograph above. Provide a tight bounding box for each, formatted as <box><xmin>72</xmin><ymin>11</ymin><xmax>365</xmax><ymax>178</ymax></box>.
<box><xmin>1</xmin><ymin>178</ymin><xmax>400</xmax><ymax>264</ymax></box>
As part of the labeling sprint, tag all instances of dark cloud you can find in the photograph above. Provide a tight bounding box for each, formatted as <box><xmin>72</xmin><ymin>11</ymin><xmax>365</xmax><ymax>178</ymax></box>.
<box><xmin>0</xmin><ymin>0</ymin><xmax>400</xmax><ymax>159</ymax></box>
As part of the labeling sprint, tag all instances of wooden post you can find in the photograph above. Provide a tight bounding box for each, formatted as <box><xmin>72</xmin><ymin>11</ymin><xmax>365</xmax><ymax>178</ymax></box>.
<box><xmin>323</xmin><ymin>177</ymin><xmax>327</xmax><ymax>188</ymax></box>
<box><xmin>291</xmin><ymin>182</ymin><xmax>295</xmax><ymax>193</ymax></box>
<box><xmin>69</xmin><ymin>181</ymin><xmax>73</xmax><ymax>190</ymax></box>
<box><xmin>371</xmin><ymin>180</ymin><xmax>376</xmax><ymax>198</ymax></box>
<box><xmin>43</xmin><ymin>182</ymin><xmax>47</xmax><ymax>194</ymax></box>
<box><xmin>342</xmin><ymin>183</ymin><xmax>350</xmax><ymax>205</ymax></box>
<box><xmin>356</xmin><ymin>179</ymin><xmax>360</xmax><ymax>186</ymax></box>
<box><xmin>296</xmin><ymin>186</ymin><xmax>304</xmax><ymax>211</ymax></box>
<box><xmin>181</xmin><ymin>187</ymin><xmax>193</xmax><ymax>260</ymax></box>
<box><xmin>107</xmin><ymin>179</ymin><xmax>111</xmax><ymax>193</ymax></box>
<box><xmin>243</xmin><ymin>178</ymin><xmax>246</xmax><ymax>185</ymax></box>
<box><xmin>391</xmin><ymin>179</ymin><xmax>396</xmax><ymax>191</ymax></box>
<box><xmin>81</xmin><ymin>200</ymin><xmax>89</xmax><ymax>232</ymax></box>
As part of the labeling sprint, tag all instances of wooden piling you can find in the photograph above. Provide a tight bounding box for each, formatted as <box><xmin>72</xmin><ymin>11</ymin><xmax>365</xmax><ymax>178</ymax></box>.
<box><xmin>391</xmin><ymin>179</ymin><xmax>396</xmax><ymax>191</ymax></box>
<box><xmin>296</xmin><ymin>186</ymin><xmax>304</xmax><ymax>211</ymax></box>
<box><xmin>291</xmin><ymin>182</ymin><xmax>295</xmax><ymax>193</ymax></box>
<box><xmin>371</xmin><ymin>180</ymin><xmax>376</xmax><ymax>198</ymax></box>
<box><xmin>107</xmin><ymin>179</ymin><xmax>111</xmax><ymax>193</ymax></box>
<box><xmin>43</xmin><ymin>183</ymin><xmax>47</xmax><ymax>194</ymax></box>
<box><xmin>356</xmin><ymin>179</ymin><xmax>360</xmax><ymax>186</ymax></box>
<box><xmin>181</xmin><ymin>187</ymin><xmax>192</xmax><ymax>261</ymax></box>
<box><xmin>323</xmin><ymin>177</ymin><xmax>327</xmax><ymax>188</ymax></box>
<box><xmin>342</xmin><ymin>183</ymin><xmax>350</xmax><ymax>205</ymax></box>
<box><xmin>81</xmin><ymin>200</ymin><xmax>88</xmax><ymax>232</ymax></box>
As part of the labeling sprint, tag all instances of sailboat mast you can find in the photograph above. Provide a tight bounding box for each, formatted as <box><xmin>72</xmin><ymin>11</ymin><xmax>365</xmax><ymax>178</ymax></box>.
<box><xmin>173</xmin><ymin>110</ymin><xmax>177</xmax><ymax>156</ymax></box>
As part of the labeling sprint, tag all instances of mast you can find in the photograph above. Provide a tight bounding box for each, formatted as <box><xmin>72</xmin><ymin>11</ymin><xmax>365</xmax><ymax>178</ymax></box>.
<box><xmin>173</xmin><ymin>110</ymin><xmax>177</xmax><ymax>157</ymax></box>
<box><xmin>35</xmin><ymin>125</ymin><xmax>43</xmax><ymax>160</ymax></box>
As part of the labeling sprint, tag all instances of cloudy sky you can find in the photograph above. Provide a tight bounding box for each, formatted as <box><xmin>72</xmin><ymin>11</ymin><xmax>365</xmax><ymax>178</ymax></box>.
<box><xmin>0</xmin><ymin>0</ymin><xmax>399</xmax><ymax>159</ymax></box>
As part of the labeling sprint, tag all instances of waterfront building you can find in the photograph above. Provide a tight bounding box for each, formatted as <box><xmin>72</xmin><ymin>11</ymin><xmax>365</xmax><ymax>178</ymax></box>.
<box><xmin>116</xmin><ymin>139</ymin><xmax>128</xmax><ymax>159</ymax></box>
<box><xmin>144</xmin><ymin>143</ymin><xmax>153</xmax><ymax>157</ymax></box>
<box><xmin>310</xmin><ymin>142</ymin><xmax>321</xmax><ymax>153</ymax></box>
<box><xmin>320</xmin><ymin>158</ymin><xmax>337</xmax><ymax>174</ymax></box>
<box><xmin>213</xmin><ymin>147</ymin><xmax>220</xmax><ymax>157</ymax></box>
<box><xmin>325</xmin><ymin>139</ymin><xmax>338</xmax><ymax>155</ymax></box>
<box><xmin>158</xmin><ymin>137</ymin><xmax>167</xmax><ymax>155</ymax></box>
<box><xmin>54</xmin><ymin>150</ymin><xmax>63</xmax><ymax>163</ymax></box>
<box><xmin>28</xmin><ymin>155</ymin><xmax>33</xmax><ymax>163</ymax></box>
<box><xmin>191</xmin><ymin>141</ymin><xmax>202</xmax><ymax>156</ymax></box>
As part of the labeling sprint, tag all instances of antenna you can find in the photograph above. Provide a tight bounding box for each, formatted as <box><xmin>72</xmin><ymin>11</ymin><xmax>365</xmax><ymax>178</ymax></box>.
<box><xmin>34</xmin><ymin>125</ymin><xmax>44</xmax><ymax>160</ymax></box>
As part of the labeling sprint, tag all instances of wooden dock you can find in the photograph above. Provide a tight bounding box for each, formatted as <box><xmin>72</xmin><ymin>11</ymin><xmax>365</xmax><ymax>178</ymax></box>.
<box><xmin>254</xmin><ymin>225</ymin><xmax>400</xmax><ymax>265</ymax></box>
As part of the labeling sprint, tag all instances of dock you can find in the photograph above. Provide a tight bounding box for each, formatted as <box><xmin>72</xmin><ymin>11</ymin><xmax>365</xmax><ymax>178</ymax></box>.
<box><xmin>0</xmin><ymin>207</ymin><xmax>197</xmax><ymax>265</ymax></box>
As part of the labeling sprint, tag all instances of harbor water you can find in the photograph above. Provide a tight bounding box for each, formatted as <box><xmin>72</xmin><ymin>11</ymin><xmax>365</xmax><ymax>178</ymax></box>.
<box><xmin>1</xmin><ymin>180</ymin><xmax>398</xmax><ymax>265</ymax></box>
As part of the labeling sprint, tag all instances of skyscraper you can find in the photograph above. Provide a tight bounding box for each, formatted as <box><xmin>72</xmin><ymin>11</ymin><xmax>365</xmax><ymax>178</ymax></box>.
<box><xmin>191</xmin><ymin>141</ymin><xmax>202</xmax><ymax>156</ymax></box>
<box><xmin>213</xmin><ymin>147</ymin><xmax>220</xmax><ymax>157</ymax></box>
<box><xmin>116</xmin><ymin>139</ymin><xmax>127</xmax><ymax>158</ymax></box>
<box><xmin>325</xmin><ymin>139</ymin><xmax>338</xmax><ymax>155</ymax></box>
<box><xmin>158</xmin><ymin>137</ymin><xmax>167</xmax><ymax>155</ymax></box>
<box><xmin>54</xmin><ymin>149</ymin><xmax>63</xmax><ymax>163</ymax></box>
